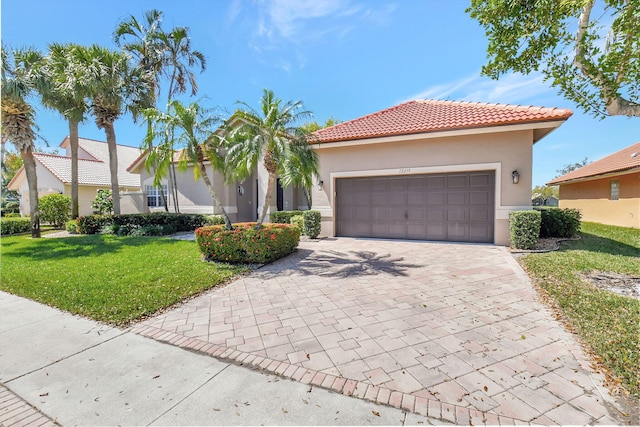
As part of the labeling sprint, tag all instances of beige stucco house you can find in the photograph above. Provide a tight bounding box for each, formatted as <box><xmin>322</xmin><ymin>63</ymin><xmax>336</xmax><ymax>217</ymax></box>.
<box><xmin>127</xmin><ymin>98</ymin><xmax>572</xmax><ymax>246</ymax></box>
<box><xmin>547</xmin><ymin>142</ymin><xmax>640</xmax><ymax>228</ymax></box>
<box><xmin>8</xmin><ymin>137</ymin><xmax>142</xmax><ymax>217</ymax></box>
<box><xmin>126</xmin><ymin>152</ymin><xmax>307</xmax><ymax>222</ymax></box>
<box><xmin>309</xmin><ymin>100</ymin><xmax>573</xmax><ymax>245</ymax></box>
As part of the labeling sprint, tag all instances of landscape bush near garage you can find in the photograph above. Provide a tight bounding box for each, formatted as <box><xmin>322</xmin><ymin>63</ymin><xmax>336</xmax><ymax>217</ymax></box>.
<box><xmin>196</xmin><ymin>222</ymin><xmax>300</xmax><ymax>263</ymax></box>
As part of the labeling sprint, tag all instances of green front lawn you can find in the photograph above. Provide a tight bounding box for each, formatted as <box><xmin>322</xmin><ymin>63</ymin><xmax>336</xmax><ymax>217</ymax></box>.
<box><xmin>0</xmin><ymin>234</ymin><xmax>246</xmax><ymax>326</ymax></box>
<box><xmin>520</xmin><ymin>222</ymin><xmax>640</xmax><ymax>397</ymax></box>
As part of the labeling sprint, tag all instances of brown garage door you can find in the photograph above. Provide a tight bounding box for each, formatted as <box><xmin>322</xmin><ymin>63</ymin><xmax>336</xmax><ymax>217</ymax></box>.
<box><xmin>336</xmin><ymin>171</ymin><xmax>495</xmax><ymax>243</ymax></box>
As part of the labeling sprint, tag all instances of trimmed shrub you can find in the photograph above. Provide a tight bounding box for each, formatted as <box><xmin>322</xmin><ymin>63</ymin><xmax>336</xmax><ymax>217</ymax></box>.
<box><xmin>196</xmin><ymin>222</ymin><xmax>300</xmax><ymax>264</ymax></box>
<box><xmin>537</xmin><ymin>207</ymin><xmax>582</xmax><ymax>238</ymax></box>
<box><xmin>77</xmin><ymin>214</ymin><xmax>114</xmax><ymax>234</ymax></box>
<box><xmin>0</xmin><ymin>217</ymin><xmax>31</xmax><ymax>236</ymax></box>
<box><xmin>302</xmin><ymin>210</ymin><xmax>321</xmax><ymax>239</ymax></box>
<box><xmin>290</xmin><ymin>215</ymin><xmax>304</xmax><ymax>233</ymax></box>
<box><xmin>39</xmin><ymin>193</ymin><xmax>71</xmax><ymax>228</ymax></box>
<box><xmin>66</xmin><ymin>219</ymin><xmax>78</xmax><ymax>234</ymax></box>
<box><xmin>205</xmin><ymin>214</ymin><xmax>225</xmax><ymax>225</ymax></box>
<box><xmin>509</xmin><ymin>210</ymin><xmax>541</xmax><ymax>249</ymax></box>
<box><xmin>270</xmin><ymin>210</ymin><xmax>304</xmax><ymax>224</ymax></box>
<box><xmin>129</xmin><ymin>224</ymin><xmax>165</xmax><ymax>237</ymax></box>
<box><xmin>3</xmin><ymin>213</ymin><xmax>20</xmax><ymax>218</ymax></box>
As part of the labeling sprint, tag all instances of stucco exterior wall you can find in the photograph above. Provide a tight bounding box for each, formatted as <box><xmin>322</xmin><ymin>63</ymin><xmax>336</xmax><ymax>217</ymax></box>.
<box><xmin>558</xmin><ymin>172</ymin><xmax>640</xmax><ymax>228</ymax></box>
<box><xmin>311</xmin><ymin>130</ymin><xmax>535</xmax><ymax>245</ymax></box>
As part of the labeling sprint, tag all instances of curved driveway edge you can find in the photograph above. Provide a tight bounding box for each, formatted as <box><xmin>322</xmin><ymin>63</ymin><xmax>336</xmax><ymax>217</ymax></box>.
<box><xmin>134</xmin><ymin>238</ymin><xmax>635</xmax><ymax>425</ymax></box>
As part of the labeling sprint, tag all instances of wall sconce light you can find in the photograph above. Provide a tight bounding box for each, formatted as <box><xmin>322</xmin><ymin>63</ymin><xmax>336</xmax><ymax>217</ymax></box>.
<box><xmin>317</xmin><ymin>179</ymin><xmax>324</xmax><ymax>190</ymax></box>
<box><xmin>512</xmin><ymin>170</ymin><xmax>520</xmax><ymax>184</ymax></box>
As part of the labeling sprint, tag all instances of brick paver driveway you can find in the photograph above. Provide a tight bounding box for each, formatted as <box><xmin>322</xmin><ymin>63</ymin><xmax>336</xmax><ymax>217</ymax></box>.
<box><xmin>133</xmin><ymin>238</ymin><xmax>633</xmax><ymax>425</ymax></box>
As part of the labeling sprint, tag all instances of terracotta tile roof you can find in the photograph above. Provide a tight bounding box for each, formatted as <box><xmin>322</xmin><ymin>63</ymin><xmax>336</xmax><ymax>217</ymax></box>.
<box><xmin>548</xmin><ymin>142</ymin><xmax>640</xmax><ymax>185</ymax></box>
<box><xmin>312</xmin><ymin>99</ymin><xmax>573</xmax><ymax>143</ymax></box>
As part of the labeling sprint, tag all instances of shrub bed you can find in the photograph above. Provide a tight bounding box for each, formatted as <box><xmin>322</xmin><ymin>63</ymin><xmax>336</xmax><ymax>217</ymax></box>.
<box><xmin>0</xmin><ymin>217</ymin><xmax>31</xmax><ymax>236</ymax></box>
<box><xmin>536</xmin><ymin>207</ymin><xmax>582</xmax><ymax>238</ymax></box>
<box><xmin>270</xmin><ymin>210</ymin><xmax>304</xmax><ymax>224</ymax></box>
<box><xmin>196</xmin><ymin>222</ymin><xmax>300</xmax><ymax>263</ymax></box>
<box><xmin>77</xmin><ymin>212</ymin><xmax>207</xmax><ymax>235</ymax></box>
<box><xmin>509</xmin><ymin>210</ymin><xmax>541</xmax><ymax>249</ymax></box>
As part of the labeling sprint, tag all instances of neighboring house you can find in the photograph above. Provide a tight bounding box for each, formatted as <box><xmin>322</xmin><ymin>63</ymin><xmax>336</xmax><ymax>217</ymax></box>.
<box><xmin>8</xmin><ymin>137</ymin><xmax>142</xmax><ymax>217</ymax></box>
<box><xmin>308</xmin><ymin>99</ymin><xmax>572</xmax><ymax>245</ymax></box>
<box><xmin>547</xmin><ymin>142</ymin><xmax>640</xmax><ymax>228</ymax></box>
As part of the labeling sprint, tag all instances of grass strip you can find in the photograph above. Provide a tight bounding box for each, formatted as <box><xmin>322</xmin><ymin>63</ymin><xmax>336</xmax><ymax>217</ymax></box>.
<box><xmin>1</xmin><ymin>234</ymin><xmax>246</xmax><ymax>326</ymax></box>
<box><xmin>520</xmin><ymin>222</ymin><xmax>640</xmax><ymax>397</ymax></box>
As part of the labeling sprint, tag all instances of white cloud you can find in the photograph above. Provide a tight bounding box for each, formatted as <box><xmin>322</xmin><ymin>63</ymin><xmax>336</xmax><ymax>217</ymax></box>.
<box><xmin>402</xmin><ymin>72</ymin><xmax>556</xmax><ymax>106</ymax></box>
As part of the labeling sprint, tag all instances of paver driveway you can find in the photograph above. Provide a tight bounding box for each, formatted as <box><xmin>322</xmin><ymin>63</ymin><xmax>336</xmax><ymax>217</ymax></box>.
<box><xmin>133</xmin><ymin>238</ymin><xmax>631</xmax><ymax>425</ymax></box>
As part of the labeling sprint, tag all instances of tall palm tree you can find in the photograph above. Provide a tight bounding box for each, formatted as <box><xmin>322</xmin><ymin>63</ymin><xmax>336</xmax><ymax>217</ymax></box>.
<box><xmin>1</xmin><ymin>46</ymin><xmax>45</xmax><ymax>237</ymax></box>
<box><xmin>69</xmin><ymin>45</ymin><xmax>153</xmax><ymax>215</ymax></box>
<box><xmin>114</xmin><ymin>10</ymin><xmax>206</xmax><ymax>213</ymax></box>
<box><xmin>143</xmin><ymin>100</ymin><xmax>233</xmax><ymax>229</ymax></box>
<box><xmin>39</xmin><ymin>43</ymin><xmax>88</xmax><ymax>219</ymax></box>
<box><xmin>227</xmin><ymin>89</ymin><xmax>319</xmax><ymax>228</ymax></box>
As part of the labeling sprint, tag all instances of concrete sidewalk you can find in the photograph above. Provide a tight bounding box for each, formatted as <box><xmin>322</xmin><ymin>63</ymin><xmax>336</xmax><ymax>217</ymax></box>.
<box><xmin>0</xmin><ymin>291</ymin><xmax>443</xmax><ymax>426</ymax></box>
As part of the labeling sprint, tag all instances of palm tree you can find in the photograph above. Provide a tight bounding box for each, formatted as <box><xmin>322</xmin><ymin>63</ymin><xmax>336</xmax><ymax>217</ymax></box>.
<box><xmin>39</xmin><ymin>43</ymin><xmax>88</xmax><ymax>219</ymax></box>
<box><xmin>114</xmin><ymin>10</ymin><xmax>206</xmax><ymax>213</ymax></box>
<box><xmin>143</xmin><ymin>100</ymin><xmax>233</xmax><ymax>229</ymax></box>
<box><xmin>227</xmin><ymin>89</ymin><xmax>319</xmax><ymax>228</ymax></box>
<box><xmin>69</xmin><ymin>45</ymin><xmax>153</xmax><ymax>215</ymax></box>
<box><xmin>1</xmin><ymin>46</ymin><xmax>45</xmax><ymax>237</ymax></box>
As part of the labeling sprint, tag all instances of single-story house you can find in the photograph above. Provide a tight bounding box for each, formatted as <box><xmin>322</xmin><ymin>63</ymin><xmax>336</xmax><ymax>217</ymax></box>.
<box><xmin>129</xmin><ymin>98</ymin><xmax>572</xmax><ymax>245</ymax></box>
<box><xmin>547</xmin><ymin>142</ymin><xmax>640</xmax><ymax>228</ymax></box>
<box><xmin>309</xmin><ymin>99</ymin><xmax>573</xmax><ymax>245</ymax></box>
<box><xmin>8</xmin><ymin>137</ymin><xmax>142</xmax><ymax>217</ymax></box>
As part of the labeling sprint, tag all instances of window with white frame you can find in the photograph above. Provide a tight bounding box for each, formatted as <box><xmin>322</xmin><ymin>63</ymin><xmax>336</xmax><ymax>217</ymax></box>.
<box><xmin>146</xmin><ymin>184</ymin><xmax>168</xmax><ymax>207</ymax></box>
<box><xmin>610</xmin><ymin>180</ymin><xmax>620</xmax><ymax>200</ymax></box>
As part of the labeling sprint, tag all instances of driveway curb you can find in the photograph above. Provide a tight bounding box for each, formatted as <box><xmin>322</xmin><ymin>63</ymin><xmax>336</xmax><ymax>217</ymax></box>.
<box><xmin>131</xmin><ymin>324</ymin><xmax>519</xmax><ymax>425</ymax></box>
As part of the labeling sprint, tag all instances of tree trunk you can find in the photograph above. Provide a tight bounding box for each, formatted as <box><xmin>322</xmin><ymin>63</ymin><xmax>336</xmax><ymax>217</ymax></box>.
<box><xmin>21</xmin><ymin>146</ymin><xmax>40</xmax><ymax>238</ymax></box>
<box><xmin>257</xmin><ymin>171</ymin><xmax>276</xmax><ymax>228</ymax></box>
<box><xmin>171</xmin><ymin>161</ymin><xmax>180</xmax><ymax>213</ymax></box>
<box><xmin>68</xmin><ymin>120</ymin><xmax>80</xmax><ymax>219</ymax></box>
<box><xmin>197</xmin><ymin>159</ymin><xmax>233</xmax><ymax>230</ymax></box>
<box><xmin>103</xmin><ymin>122</ymin><xmax>121</xmax><ymax>215</ymax></box>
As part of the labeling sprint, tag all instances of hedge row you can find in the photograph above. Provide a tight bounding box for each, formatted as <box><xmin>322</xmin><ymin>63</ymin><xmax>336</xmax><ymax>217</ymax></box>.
<box><xmin>270</xmin><ymin>211</ymin><xmax>304</xmax><ymax>224</ymax></box>
<box><xmin>536</xmin><ymin>207</ymin><xmax>582</xmax><ymax>238</ymax></box>
<box><xmin>0</xmin><ymin>217</ymin><xmax>31</xmax><ymax>236</ymax></box>
<box><xmin>76</xmin><ymin>212</ymin><xmax>209</xmax><ymax>235</ymax></box>
<box><xmin>195</xmin><ymin>222</ymin><xmax>300</xmax><ymax>263</ymax></box>
<box><xmin>509</xmin><ymin>207</ymin><xmax>582</xmax><ymax>249</ymax></box>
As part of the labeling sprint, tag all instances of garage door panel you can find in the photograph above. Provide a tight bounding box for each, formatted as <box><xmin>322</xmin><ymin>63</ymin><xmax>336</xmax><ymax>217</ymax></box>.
<box><xmin>390</xmin><ymin>193</ymin><xmax>407</xmax><ymax>205</ymax></box>
<box><xmin>372</xmin><ymin>193</ymin><xmax>389</xmax><ymax>206</ymax></box>
<box><xmin>447</xmin><ymin>192</ymin><xmax>467</xmax><ymax>205</ymax></box>
<box><xmin>448</xmin><ymin>175</ymin><xmax>468</xmax><ymax>188</ymax></box>
<box><xmin>408</xmin><ymin>193</ymin><xmax>426</xmax><ymax>205</ymax></box>
<box><xmin>407</xmin><ymin>208</ymin><xmax>426</xmax><ymax>221</ymax></box>
<box><xmin>427</xmin><ymin>192</ymin><xmax>446</xmax><ymax>205</ymax></box>
<box><xmin>470</xmin><ymin>174</ymin><xmax>490</xmax><ymax>187</ymax></box>
<box><xmin>427</xmin><ymin>176</ymin><xmax>446</xmax><ymax>189</ymax></box>
<box><xmin>470</xmin><ymin>191</ymin><xmax>489</xmax><ymax>205</ymax></box>
<box><xmin>389</xmin><ymin>208</ymin><xmax>407</xmax><ymax>220</ymax></box>
<box><xmin>336</xmin><ymin>171</ymin><xmax>494</xmax><ymax>243</ymax></box>
<box><xmin>447</xmin><ymin>207</ymin><xmax>468</xmax><ymax>222</ymax></box>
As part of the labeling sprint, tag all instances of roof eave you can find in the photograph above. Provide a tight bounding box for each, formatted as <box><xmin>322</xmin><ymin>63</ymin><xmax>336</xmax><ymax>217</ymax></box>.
<box><xmin>313</xmin><ymin>119</ymin><xmax>569</xmax><ymax>149</ymax></box>
<box><xmin>548</xmin><ymin>166</ymin><xmax>640</xmax><ymax>186</ymax></box>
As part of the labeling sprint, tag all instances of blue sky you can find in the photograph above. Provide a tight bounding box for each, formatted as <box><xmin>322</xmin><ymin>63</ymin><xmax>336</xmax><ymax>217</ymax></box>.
<box><xmin>2</xmin><ymin>0</ymin><xmax>637</xmax><ymax>186</ymax></box>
